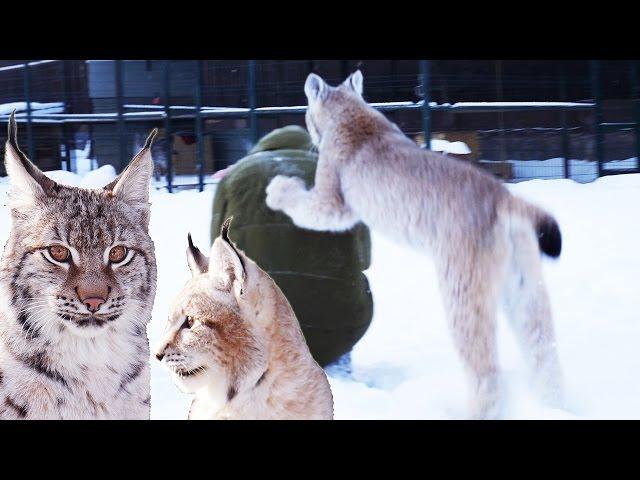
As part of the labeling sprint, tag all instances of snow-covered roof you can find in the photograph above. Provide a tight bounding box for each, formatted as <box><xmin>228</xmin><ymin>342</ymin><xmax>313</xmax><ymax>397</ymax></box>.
<box><xmin>0</xmin><ymin>100</ymin><xmax>596</xmax><ymax>125</ymax></box>
<box><xmin>0</xmin><ymin>60</ymin><xmax>59</xmax><ymax>73</ymax></box>
<box><xmin>0</xmin><ymin>102</ymin><xmax>65</xmax><ymax>115</ymax></box>
<box><xmin>448</xmin><ymin>101</ymin><xmax>593</xmax><ymax>108</ymax></box>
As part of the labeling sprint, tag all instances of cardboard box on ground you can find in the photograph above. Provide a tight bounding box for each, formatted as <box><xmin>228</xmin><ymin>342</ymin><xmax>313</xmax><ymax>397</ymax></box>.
<box><xmin>155</xmin><ymin>127</ymin><xmax>215</xmax><ymax>176</ymax></box>
<box><xmin>478</xmin><ymin>160</ymin><xmax>513</xmax><ymax>181</ymax></box>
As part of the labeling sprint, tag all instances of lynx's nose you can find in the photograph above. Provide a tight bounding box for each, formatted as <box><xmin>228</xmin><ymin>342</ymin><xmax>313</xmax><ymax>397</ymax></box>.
<box><xmin>76</xmin><ymin>284</ymin><xmax>110</xmax><ymax>313</ymax></box>
<box><xmin>84</xmin><ymin>298</ymin><xmax>106</xmax><ymax>313</ymax></box>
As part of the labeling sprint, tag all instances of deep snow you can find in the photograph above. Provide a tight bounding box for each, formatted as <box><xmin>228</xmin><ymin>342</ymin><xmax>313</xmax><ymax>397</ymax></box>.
<box><xmin>0</xmin><ymin>167</ymin><xmax>638</xmax><ymax>419</ymax></box>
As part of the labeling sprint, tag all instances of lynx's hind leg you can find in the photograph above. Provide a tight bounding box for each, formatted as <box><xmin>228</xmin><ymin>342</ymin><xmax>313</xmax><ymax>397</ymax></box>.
<box><xmin>437</xmin><ymin>246</ymin><xmax>507</xmax><ymax>419</ymax></box>
<box><xmin>501</xmin><ymin>220</ymin><xmax>563</xmax><ymax>408</ymax></box>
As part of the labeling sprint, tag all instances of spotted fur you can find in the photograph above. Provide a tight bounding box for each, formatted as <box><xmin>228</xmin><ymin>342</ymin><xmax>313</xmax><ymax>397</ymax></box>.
<box><xmin>0</xmin><ymin>112</ymin><xmax>157</xmax><ymax>419</ymax></box>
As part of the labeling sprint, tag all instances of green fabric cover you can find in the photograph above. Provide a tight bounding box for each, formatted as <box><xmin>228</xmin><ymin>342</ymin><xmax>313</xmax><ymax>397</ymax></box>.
<box><xmin>247</xmin><ymin>125</ymin><xmax>314</xmax><ymax>155</ymax></box>
<box><xmin>211</xmin><ymin>126</ymin><xmax>373</xmax><ymax>366</ymax></box>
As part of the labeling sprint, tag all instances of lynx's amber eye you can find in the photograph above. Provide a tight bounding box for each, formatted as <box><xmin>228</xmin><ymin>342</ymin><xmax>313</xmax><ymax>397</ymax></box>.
<box><xmin>181</xmin><ymin>316</ymin><xmax>195</xmax><ymax>329</ymax></box>
<box><xmin>109</xmin><ymin>246</ymin><xmax>127</xmax><ymax>263</ymax></box>
<box><xmin>49</xmin><ymin>245</ymin><xmax>70</xmax><ymax>262</ymax></box>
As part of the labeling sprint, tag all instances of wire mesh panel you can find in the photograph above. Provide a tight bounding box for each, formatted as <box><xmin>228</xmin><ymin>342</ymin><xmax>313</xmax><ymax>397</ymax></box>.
<box><xmin>1</xmin><ymin>59</ymin><xmax>638</xmax><ymax>189</ymax></box>
<box><xmin>602</xmin><ymin>130</ymin><xmax>638</xmax><ymax>173</ymax></box>
<box><xmin>202</xmin><ymin>60</ymin><xmax>250</xmax><ymax>108</ymax></box>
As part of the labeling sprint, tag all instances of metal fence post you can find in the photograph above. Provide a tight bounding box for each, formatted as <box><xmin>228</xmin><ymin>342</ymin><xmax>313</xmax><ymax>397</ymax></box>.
<box><xmin>23</xmin><ymin>61</ymin><xmax>35</xmax><ymax>163</ymax></box>
<box><xmin>420</xmin><ymin>60</ymin><xmax>431</xmax><ymax>149</ymax></box>
<box><xmin>560</xmin><ymin>64</ymin><xmax>570</xmax><ymax>179</ymax></box>
<box><xmin>195</xmin><ymin>60</ymin><xmax>204</xmax><ymax>192</ymax></box>
<box><xmin>248</xmin><ymin>60</ymin><xmax>258</xmax><ymax>145</ymax></box>
<box><xmin>164</xmin><ymin>60</ymin><xmax>173</xmax><ymax>193</ymax></box>
<box><xmin>590</xmin><ymin>60</ymin><xmax>604</xmax><ymax>177</ymax></box>
<box><xmin>630</xmin><ymin>61</ymin><xmax>640</xmax><ymax>170</ymax></box>
<box><xmin>62</xmin><ymin>60</ymin><xmax>74</xmax><ymax>172</ymax></box>
<box><xmin>115</xmin><ymin>60</ymin><xmax>126</xmax><ymax>173</ymax></box>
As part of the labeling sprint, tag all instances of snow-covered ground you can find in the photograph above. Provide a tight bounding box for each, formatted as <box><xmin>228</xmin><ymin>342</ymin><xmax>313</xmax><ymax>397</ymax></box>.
<box><xmin>0</xmin><ymin>167</ymin><xmax>638</xmax><ymax>419</ymax></box>
<box><xmin>481</xmin><ymin>157</ymin><xmax>638</xmax><ymax>183</ymax></box>
<box><xmin>328</xmin><ymin>174</ymin><xmax>640</xmax><ymax>419</ymax></box>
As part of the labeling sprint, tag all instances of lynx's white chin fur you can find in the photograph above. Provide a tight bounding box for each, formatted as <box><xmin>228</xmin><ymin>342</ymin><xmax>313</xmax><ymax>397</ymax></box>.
<box><xmin>61</xmin><ymin>318</ymin><xmax>112</xmax><ymax>338</ymax></box>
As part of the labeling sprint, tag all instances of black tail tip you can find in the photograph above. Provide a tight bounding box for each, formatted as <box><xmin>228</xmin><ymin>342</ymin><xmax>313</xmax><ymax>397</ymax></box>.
<box><xmin>537</xmin><ymin>217</ymin><xmax>562</xmax><ymax>258</ymax></box>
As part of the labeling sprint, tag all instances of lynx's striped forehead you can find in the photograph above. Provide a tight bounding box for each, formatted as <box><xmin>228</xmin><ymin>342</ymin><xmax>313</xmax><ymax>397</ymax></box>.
<box><xmin>12</xmin><ymin>184</ymin><xmax>147</xmax><ymax>250</ymax></box>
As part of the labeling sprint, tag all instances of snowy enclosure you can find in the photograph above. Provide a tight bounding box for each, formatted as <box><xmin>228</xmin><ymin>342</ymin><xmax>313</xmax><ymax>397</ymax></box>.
<box><xmin>0</xmin><ymin>168</ymin><xmax>637</xmax><ymax>419</ymax></box>
<box><xmin>61</xmin><ymin>137</ymin><xmax>640</xmax><ymax>186</ymax></box>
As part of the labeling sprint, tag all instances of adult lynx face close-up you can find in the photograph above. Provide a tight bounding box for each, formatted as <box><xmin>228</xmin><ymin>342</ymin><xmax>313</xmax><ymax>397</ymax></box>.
<box><xmin>0</xmin><ymin>112</ymin><xmax>157</xmax><ymax>419</ymax></box>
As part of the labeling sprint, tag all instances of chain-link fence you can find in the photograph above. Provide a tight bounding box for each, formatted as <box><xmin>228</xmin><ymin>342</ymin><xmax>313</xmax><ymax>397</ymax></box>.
<box><xmin>0</xmin><ymin>60</ymin><xmax>638</xmax><ymax>191</ymax></box>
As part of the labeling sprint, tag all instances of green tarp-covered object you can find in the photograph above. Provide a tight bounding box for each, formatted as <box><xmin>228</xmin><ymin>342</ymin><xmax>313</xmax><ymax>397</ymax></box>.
<box><xmin>211</xmin><ymin>126</ymin><xmax>373</xmax><ymax>366</ymax></box>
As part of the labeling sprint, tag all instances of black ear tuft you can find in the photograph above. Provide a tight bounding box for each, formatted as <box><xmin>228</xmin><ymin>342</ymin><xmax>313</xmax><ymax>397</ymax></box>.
<box><xmin>8</xmin><ymin>109</ymin><xmax>18</xmax><ymax>147</ymax></box>
<box><xmin>219</xmin><ymin>216</ymin><xmax>245</xmax><ymax>272</ymax></box>
<box><xmin>143</xmin><ymin>128</ymin><xmax>158</xmax><ymax>149</ymax></box>
<box><xmin>186</xmin><ymin>232</ymin><xmax>208</xmax><ymax>274</ymax></box>
<box><xmin>7</xmin><ymin>110</ymin><xmax>26</xmax><ymax>159</ymax></box>
<box><xmin>187</xmin><ymin>232</ymin><xmax>204</xmax><ymax>259</ymax></box>
<box><xmin>221</xmin><ymin>216</ymin><xmax>233</xmax><ymax>242</ymax></box>
<box><xmin>4</xmin><ymin>110</ymin><xmax>60</xmax><ymax>197</ymax></box>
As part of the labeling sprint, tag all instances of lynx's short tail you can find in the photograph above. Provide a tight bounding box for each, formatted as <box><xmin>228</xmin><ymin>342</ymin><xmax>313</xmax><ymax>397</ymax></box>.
<box><xmin>506</xmin><ymin>196</ymin><xmax>562</xmax><ymax>258</ymax></box>
<box><xmin>536</xmin><ymin>214</ymin><xmax>562</xmax><ymax>258</ymax></box>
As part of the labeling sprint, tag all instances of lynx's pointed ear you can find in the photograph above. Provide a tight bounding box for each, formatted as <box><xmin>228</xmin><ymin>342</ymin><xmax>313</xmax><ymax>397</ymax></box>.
<box><xmin>105</xmin><ymin>128</ymin><xmax>157</xmax><ymax>205</ymax></box>
<box><xmin>304</xmin><ymin>73</ymin><xmax>328</xmax><ymax>103</ymax></box>
<box><xmin>209</xmin><ymin>217</ymin><xmax>246</xmax><ymax>298</ymax></box>
<box><xmin>186</xmin><ymin>233</ymin><xmax>209</xmax><ymax>275</ymax></box>
<box><xmin>4</xmin><ymin>110</ymin><xmax>60</xmax><ymax>208</ymax></box>
<box><xmin>343</xmin><ymin>70</ymin><xmax>363</xmax><ymax>96</ymax></box>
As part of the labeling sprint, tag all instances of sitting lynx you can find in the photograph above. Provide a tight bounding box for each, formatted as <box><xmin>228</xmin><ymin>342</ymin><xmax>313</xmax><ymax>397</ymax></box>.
<box><xmin>265</xmin><ymin>71</ymin><xmax>563</xmax><ymax>419</ymax></box>
<box><xmin>0</xmin><ymin>112</ymin><xmax>157</xmax><ymax>419</ymax></box>
<box><xmin>155</xmin><ymin>219</ymin><xmax>333</xmax><ymax>420</ymax></box>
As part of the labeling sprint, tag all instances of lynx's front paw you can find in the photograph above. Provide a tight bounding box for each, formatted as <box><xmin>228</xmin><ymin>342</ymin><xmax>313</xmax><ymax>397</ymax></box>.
<box><xmin>265</xmin><ymin>175</ymin><xmax>306</xmax><ymax>211</ymax></box>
